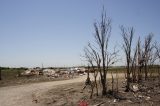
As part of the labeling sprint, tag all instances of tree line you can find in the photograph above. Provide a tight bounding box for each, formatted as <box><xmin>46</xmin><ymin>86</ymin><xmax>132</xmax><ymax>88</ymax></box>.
<box><xmin>83</xmin><ymin>8</ymin><xmax>160</xmax><ymax>98</ymax></box>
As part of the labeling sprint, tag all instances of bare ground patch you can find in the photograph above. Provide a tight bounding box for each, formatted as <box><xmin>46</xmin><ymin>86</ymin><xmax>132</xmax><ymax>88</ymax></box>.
<box><xmin>35</xmin><ymin>77</ymin><xmax>160</xmax><ymax>106</ymax></box>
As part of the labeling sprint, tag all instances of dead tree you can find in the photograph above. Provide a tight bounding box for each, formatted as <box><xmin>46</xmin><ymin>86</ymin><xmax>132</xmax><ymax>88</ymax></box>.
<box><xmin>148</xmin><ymin>45</ymin><xmax>157</xmax><ymax>78</ymax></box>
<box><xmin>155</xmin><ymin>43</ymin><xmax>160</xmax><ymax>60</ymax></box>
<box><xmin>107</xmin><ymin>47</ymin><xmax>119</xmax><ymax>93</ymax></box>
<box><xmin>82</xmin><ymin>52</ymin><xmax>92</xmax><ymax>89</ymax></box>
<box><xmin>83</xmin><ymin>45</ymin><xmax>99</xmax><ymax>98</ymax></box>
<box><xmin>120</xmin><ymin>26</ymin><xmax>134</xmax><ymax>92</ymax></box>
<box><xmin>82</xmin><ymin>6</ymin><xmax>121</xmax><ymax>97</ymax></box>
<box><xmin>93</xmin><ymin>9</ymin><xmax>112</xmax><ymax>95</ymax></box>
<box><xmin>82</xmin><ymin>65</ymin><xmax>95</xmax><ymax>99</ymax></box>
<box><xmin>94</xmin><ymin>14</ymin><xmax>119</xmax><ymax>95</ymax></box>
<box><xmin>143</xmin><ymin>34</ymin><xmax>154</xmax><ymax>80</ymax></box>
<box><xmin>155</xmin><ymin>44</ymin><xmax>160</xmax><ymax>81</ymax></box>
<box><xmin>0</xmin><ymin>67</ymin><xmax>1</xmax><ymax>80</ymax></box>
<box><xmin>137</xmin><ymin>38</ymin><xmax>144</xmax><ymax>82</ymax></box>
<box><xmin>83</xmin><ymin>8</ymin><xmax>119</xmax><ymax>96</ymax></box>
<box><xmin>131</xmin><ymin>45</ymin><xmax>138</xmax><ymax>83</ymax></box>
<box><xmin>88</xmin><ymin>44</ymin><xmax>100</xmax><ymax>96</ymax></box>
<box><xmin>155</xmin><ymin>42</ymin><xmax>160</xmax><ymax>65</ymax></box>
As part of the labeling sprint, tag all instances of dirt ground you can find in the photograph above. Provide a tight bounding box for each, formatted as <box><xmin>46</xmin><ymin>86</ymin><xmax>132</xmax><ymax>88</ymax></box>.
<box><xmin>1</xmin><ymin>73</ymin><xmax>160</xmax><ymax>106</ymax></box>
<box><xmin>0</xmin><ymin>73</ymin><xmax>123</xmax><ymax>106</ymax></box>
<box><xmin>36</xmin><ymin>77</ymin><xmax>160</xmax><ymax>106</ymax></box>
<box><xmin>0</xmin><ymin>75</ymin><xmax>86</xmax><ymax>106</ymax></box>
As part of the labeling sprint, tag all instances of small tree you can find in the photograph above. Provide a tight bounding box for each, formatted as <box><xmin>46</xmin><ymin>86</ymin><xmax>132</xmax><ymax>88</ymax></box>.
<box><xmin>137</xmin><ymin>37</ymin><xmax>143</xmax><ymax>82</ymax></box>
<box><xmin>93</xmin><ymin>9</ymin><xmax>112</xmax><ymax>95</ymax></box>
<box><xmin>130</xmin><ymin>44</ymin><xmax>138</xmax><ymax>83</ymax></box>
<box><xmin>143</xmin><ymin>34</ymin><xmax>154</xmax><ymax>80</ymax></box>
<box><xmin>155</xmin><ymin>42</ymin><xmax>160</xmax><ymax>78</ymax></box>
<box><xmin>120</xmin><ymin>26</ymin><xmax>134</xmax><ymax>92</ymax></box>
<box><xmin>84</xmin><ymin>45</ymin><xmax>99</xmax><ymax>98</ymax></box>
<box><xmin>87</xmin><ymin>44</ymin><xmax>100</xmax><ymax>96</ymax></box>
<box><xmin>84</xmin><ymin>8</ymin><xmax>119</xmax><ymax>96</ymax></box>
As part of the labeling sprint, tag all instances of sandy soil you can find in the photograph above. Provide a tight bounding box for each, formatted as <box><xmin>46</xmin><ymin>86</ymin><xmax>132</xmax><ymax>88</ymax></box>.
<box><xmin>0</xmin><ymin>73</ymin><xmax>124</xmax><ymax>106</ymax></box>
<box><xmin>37</xmin><ymin>76</ymin><xmax>160</xmax><ymax>106</ymax></box>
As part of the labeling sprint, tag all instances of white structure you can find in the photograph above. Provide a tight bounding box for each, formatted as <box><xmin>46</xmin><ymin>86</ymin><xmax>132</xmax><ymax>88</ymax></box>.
<box><xmin>43</xmin><ymin>69</ymin><xmax>56</xmax><ymax>76</ymax></box>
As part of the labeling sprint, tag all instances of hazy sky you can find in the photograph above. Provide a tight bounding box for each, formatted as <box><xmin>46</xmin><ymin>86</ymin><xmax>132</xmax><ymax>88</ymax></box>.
<box><xmin>0</xmin><ymin>0</ymin><xmax>160</xmax><ymax>67</ymax></box>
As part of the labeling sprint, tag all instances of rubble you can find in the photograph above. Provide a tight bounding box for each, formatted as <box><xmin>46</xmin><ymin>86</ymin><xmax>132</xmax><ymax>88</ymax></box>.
<box><xmin>20</xmin><ymin>67</ymin><xmax>87</xmax><ymax>79</ymax></box>
<box><xmin>145</xmin><ymin>96</ymin><xmax>151</xmax><ymax>101</ymax></box>
<box><xmin>132</xmin><ymin>84</ymin><xmax>139</xmax><ymax>92</ymax></box>
<box><xmin>113</xmin><ymin>99</ymin><xmax>118</xmax><ymax>103</ymax></box>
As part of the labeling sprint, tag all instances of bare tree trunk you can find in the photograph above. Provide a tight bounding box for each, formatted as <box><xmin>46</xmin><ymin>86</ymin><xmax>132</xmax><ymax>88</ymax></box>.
<box><xmin>138</xmin><ymin>65</ymin><xmax>142</xmax><ymax>83</ymax></box>
<box><xmin>87</xmin><ymin>66</ymin><xmax>90</xmax><ymax>80</ymax></box>
<box><xmin>94</xmin><ymin>77</ymin><xmax>98</xmax><ymax>96</ymax></box>
<box><xmin>101</xmin><ymin>77</ymin><xmax>107</xmax><ymax>95</ymax></box>
<box><xmin>131</xmin><ymin>65</ymin><xmax>136</xmax><ymax>83</ymax></box>
<box><xmin>102</xmin><ymin>52</ymin><xmax>107</xmax><ymax>95</ymax></box>
<box><xmin>131</xmin><ymin>46</ymin><xmax>138</xmax><ymax>83</ymax></box>
<box><xmin>158</xmin><ymin>65</ymin><xmax>160</xmax><ymax>83</ymax></box>
<box><xmin>144</xmin><ymin>34</ymin><xmax>153</xmax><ymax>80</ymax></box>
<box><xmin>90</xmin><ymin>81</ymin><xmax>94</xmax><ymax>99</ymax></box>
<box><xmin>0</xmin><ymin>68</ymin><xmax>1</xmax><ymax>80</ymax></box>
<box><xmin>82</xmin><ymin>66</ymin><xmax>91</xmax><ymax>91</ymax></box>
<box><xmin>93</xmin><ymin>69</ymin><xmax>98</xmax><ymax>96</ymax></box>
<box><xmin>116</xmin><ymin>70</ymin><xmax>119</xmax><ymax>92</ymax></box>
<box><xmin>126</xmin><ymin>64</ymin><xmax>130</xmax><ymax>92</ymax></box>
<box><xmin>111</xmin><ymin>72</ymin><xmax>114</xmax><ymax>93</ymax></box>
<box><xmin>155</xmin><ymin>42</ymin><xmax>160</xmax><ymax>79</ymax></box>
<box><xmin>144</xmin><ymin>62</ymin><xmax>148</xmax><ymax>80</ymax></box>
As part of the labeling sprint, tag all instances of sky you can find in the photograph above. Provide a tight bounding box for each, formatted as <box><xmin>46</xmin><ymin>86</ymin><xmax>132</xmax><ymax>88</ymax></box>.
<box><xmin>0</xmin><ymin>0</ymin><xmax>160</xmax><ymax>67</ymax></box>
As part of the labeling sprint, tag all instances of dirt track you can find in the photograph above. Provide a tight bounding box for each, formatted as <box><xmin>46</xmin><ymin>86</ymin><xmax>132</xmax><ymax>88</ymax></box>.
<box><xmin>0</xmin><ymin>73</ymin><xmax>124</xmax><ymax>106</ymax></box>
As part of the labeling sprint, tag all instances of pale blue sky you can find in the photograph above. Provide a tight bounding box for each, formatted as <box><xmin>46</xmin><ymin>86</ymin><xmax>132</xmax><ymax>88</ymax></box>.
<box><xmin>0</xmin><ymin>0</ymin><xmax>160</xmax><ymax>67</ymax></box>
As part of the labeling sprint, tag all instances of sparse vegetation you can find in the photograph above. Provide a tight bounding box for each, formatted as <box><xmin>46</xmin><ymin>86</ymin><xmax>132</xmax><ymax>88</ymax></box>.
<box><xmin>83</xmin><ymin>8</ymin><xmax>119</xmax><ymax>97</ymax></box>
<box><xmin>36</xmin><ymin>77</ymin><xmax>160</xmax><ymax>106</ymax></box>
<box><xmin>0</xmin><ymin>2</ymin><xmax>160</xmax><ymax>106</ymax></box>
<box><xmin>80</xmin><ymin>7</ymin><xmax>160</xmax><ymax>106</ymax></box>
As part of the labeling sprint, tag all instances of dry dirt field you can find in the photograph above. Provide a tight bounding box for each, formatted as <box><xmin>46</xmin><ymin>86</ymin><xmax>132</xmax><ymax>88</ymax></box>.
<box><xmin>0</xmin><ymin>73</ymin><xmax>121</xmax><ymax>106</ymax></box>
<box><xmin>1</xmin><ymin>73</ymin><xmax>160</xmax><ymax>106</ymax></box>
<box><xmin>34</xmin><ymin>77</ymin><xmax>160</xmax><ymax>106</ymax></box>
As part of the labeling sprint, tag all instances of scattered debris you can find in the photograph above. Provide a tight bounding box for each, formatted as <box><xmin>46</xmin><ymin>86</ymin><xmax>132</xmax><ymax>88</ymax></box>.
<box><xmin>138</xmin><ymin>95</ymin><xmax>143</xmax><ymax>98</ymax></box>
<box><xmin>93</xmin><ymin>102</ymin><xmax>105</xmax><ymax>106</ymax></box>
<box><xmin>34</xmin><ymin>77</ymin><xmax>160</xmax><ymax>106</ymax></box>
<box><xmin>145</xmin><ymin>96</ymin><xmax>151</xmax><ymax>101</ymax></box>
<box><xmin>113</xmin><ymin>99</ymin><xmax>119</xmax><ymax>103</ymax></box>
<box><xmin>132</xmin><ymin>84</ymin><xmax>139</xmax><ymax>92</ymax></box>
<box><xmin>126</xmin><ymin>99</ymin><xmax>132</xmax><ymax>103</ymax></box>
